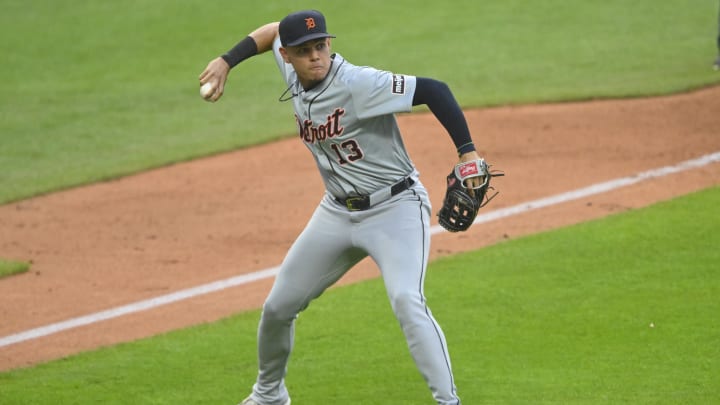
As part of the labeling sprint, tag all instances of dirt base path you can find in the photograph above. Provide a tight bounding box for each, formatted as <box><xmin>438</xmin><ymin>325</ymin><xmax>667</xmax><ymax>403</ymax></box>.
<box><xmin>1</xmin><ymin>86</ymin><xmax>719</xmax><ymax>371</ymax></box>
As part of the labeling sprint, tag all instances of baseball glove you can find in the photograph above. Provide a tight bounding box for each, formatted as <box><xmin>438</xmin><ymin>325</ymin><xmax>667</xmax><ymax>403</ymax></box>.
<box><xmin>437</xmin><ymin>159</ymin><xmax>504</xmax><ymax>232</ymax></box>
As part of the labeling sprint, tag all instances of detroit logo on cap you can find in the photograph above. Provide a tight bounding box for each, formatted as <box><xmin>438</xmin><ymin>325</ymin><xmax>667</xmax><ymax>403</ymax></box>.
<box><xmin>305</xmin><ymin>17</ymin><xmax>316</xmax><ymax>30</ymax></box>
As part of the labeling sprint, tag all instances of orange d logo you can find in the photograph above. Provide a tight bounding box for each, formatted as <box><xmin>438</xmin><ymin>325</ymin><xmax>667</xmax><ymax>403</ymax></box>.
<box><xmin>305</xmin><ymin>17</ymin><xmax>316</xmax><ymax>30</ymax></box>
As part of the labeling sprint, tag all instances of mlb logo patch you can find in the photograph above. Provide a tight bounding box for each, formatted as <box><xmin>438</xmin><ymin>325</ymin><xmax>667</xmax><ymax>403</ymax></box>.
<box><xmin>392</xmin><ymin>75</ymin><xmax>405</xmax><ymax>95</ymax></box>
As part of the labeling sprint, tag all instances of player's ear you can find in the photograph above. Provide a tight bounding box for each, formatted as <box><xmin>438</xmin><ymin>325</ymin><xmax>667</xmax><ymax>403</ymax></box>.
<box><xmin>279</xmin><ymin>47</ymin><xmax>290</xmax><ymax>63</ymax></box>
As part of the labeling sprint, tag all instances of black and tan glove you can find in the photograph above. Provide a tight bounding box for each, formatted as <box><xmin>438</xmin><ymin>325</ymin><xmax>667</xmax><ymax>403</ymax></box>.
<box><xmin>437</xmin><ymin>159</ymin><xmax>504</xmax><ymax>232</ymax></box>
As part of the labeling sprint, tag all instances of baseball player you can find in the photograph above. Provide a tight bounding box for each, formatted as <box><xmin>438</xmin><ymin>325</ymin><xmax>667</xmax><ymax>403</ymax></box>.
<box><xmin>199</xmin><ymin>10</ymin><xmax>488</xmax><ymax>405</ymax></box>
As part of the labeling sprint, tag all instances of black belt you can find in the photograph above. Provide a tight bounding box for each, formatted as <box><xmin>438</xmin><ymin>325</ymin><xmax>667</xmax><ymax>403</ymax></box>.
<box><xmin>335</xmin><ymin>177</ymin><xmax>415</xmax><ymax>211</ymax></box>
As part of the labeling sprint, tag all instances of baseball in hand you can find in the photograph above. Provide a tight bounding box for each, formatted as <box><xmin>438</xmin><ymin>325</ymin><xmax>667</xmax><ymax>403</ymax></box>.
<box><xmin>200</xmin><ymin>82</ymin><xmax>215</xmax><ymax>100</ymax></box>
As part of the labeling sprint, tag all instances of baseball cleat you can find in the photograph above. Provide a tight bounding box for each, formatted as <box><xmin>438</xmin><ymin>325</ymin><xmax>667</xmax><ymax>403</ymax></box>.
<box><xmin>240</xmin><ymin>396</ymin><xmax>291</xmax><ymax>405</ymax></box>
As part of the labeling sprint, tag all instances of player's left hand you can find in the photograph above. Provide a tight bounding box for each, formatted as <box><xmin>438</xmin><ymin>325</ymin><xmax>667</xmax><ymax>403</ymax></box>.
<box><xmin>198</xmin><ymin>57</ymin><xmax>230</xmax><ymax>102</ymax></box>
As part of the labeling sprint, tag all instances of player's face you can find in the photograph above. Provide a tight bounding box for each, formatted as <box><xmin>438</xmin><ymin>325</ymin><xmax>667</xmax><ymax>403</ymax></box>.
<box><xmin>281</xmin><ymin>38</ymin><xmax>332</xmax><ymax>89</ymax></box>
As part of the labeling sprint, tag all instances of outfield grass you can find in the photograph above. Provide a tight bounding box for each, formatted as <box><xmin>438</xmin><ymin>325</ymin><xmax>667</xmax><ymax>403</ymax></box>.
<box><xmin>1</xmin><ymin>0</ymin><xmax>719</xmax><ymax>204</ymax></box>
<box><xmin>1</xmin><ymin>187</ymin><xmax>717</xmax><ymax>404</ymax></box>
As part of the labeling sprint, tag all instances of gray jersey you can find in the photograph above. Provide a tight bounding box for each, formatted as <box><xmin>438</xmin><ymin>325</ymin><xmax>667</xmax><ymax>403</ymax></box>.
<box><xmin>272</xmin><ymin>37</ymin><xmax>418</xmax><ymax>199</ymax></box>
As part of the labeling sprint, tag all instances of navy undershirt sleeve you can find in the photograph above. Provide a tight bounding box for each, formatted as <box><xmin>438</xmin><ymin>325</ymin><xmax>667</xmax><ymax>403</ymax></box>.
<box><xmin>412</xmin><ymin>77</ymin><xmax>475</xmax><ymax>155</ymax></box>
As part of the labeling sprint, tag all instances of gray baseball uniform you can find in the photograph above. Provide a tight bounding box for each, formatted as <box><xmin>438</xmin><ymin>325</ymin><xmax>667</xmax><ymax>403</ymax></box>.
<box><xmin>248</xmin><ymin>37</ymin><xmax>460</xmax><ymax>404</ymax></box>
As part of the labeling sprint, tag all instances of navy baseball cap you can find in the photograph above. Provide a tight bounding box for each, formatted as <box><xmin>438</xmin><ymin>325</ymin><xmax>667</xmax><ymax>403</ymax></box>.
<box><xmin>279</xmin><ymin>10</ymin><xmax>335</xmax><ymax>47</ymax></box>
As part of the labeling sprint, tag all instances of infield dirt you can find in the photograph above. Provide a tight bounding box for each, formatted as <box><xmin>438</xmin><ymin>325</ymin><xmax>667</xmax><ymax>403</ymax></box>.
<box><xmin>1</xmin><ymin>86</ymin><xmax>719</xmax><ymax>371</ymax></box>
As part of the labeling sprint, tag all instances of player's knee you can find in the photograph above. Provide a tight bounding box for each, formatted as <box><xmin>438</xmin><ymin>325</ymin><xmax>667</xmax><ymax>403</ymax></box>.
<box><xmin>261</xmin><ymin>298</ymin><xmax>299</xmax><ymax>322</ymax></box>
<box><xmin>388</xmin><ymin>290</ymin><xmax>424</xmax><ymax>318</ymax></box>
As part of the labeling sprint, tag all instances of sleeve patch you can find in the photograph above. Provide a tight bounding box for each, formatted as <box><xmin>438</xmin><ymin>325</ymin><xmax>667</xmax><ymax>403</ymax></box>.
<box><xmin>392</xmin><ymin>74</ymin><xmax>406</xmax><ymax>95</ymax></box>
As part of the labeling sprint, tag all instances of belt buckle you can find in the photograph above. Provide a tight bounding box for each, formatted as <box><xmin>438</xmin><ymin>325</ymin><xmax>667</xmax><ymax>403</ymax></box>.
<box><xmin>345</xmin><ymin>196</ymin><xmax>367</xmax><ymax>211</ymax></box>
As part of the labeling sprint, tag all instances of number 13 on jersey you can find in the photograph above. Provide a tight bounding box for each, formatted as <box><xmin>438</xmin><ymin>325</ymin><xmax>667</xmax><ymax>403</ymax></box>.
<box><xmin>330</xmin><ymin>140</ymin><xmax>364</xmax><ymax>164</ymax></box>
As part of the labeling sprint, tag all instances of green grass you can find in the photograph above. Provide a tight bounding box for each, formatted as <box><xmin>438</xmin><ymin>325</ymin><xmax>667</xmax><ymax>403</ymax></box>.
<box><xmin>1</xmin><ymin>187</ymin><xmax>718</xmax><ymax>404</ymax></box>
<box><xmin>1</xmin><ymin>0</ymin><xmax>719</xmax><ymax>204</ymax></box>
<box><xmin>0</xmin><ymin>259</ymin><xmax>29</xmax><ymax>278</ymax></box>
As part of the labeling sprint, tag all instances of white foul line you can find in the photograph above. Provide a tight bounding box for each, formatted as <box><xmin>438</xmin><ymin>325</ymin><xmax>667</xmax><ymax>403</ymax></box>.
<box><xmin>0</xmin><ymin>267</ymin><xmax>279</xmax><ymax>349</ymax></box>
<box><xmin>1</xmin><ymin>152</ymin><xmax>719</xmax><ymax>349</ymax></box>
